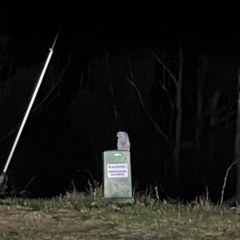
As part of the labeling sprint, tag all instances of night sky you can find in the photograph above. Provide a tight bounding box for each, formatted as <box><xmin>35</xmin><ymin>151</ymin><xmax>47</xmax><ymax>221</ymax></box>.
<box><xmin>1</xmin><ymin>1</ymin><xmax>240</xmax><ymax>201</ymax></box>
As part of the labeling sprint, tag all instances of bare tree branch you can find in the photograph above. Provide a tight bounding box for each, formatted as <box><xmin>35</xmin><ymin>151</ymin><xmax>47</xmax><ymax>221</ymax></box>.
<box><xmin>32</xmin><ymin>53</ymin><xmax>71</xmax><ymax>115</ymax></box>
<box><xmin>0</xmin><ymin>128</ymin><xmax>16</xmax><ymax>144</ymax></box>
<box><xmin>127</xmin><ymin>76</ymin><xmax>172</xmax><ymax>146</ymax></box>
<box><xmin>0</xmin><ymin>54</ymin><xmax>71</xmax><ymax>143</ymax></box>
<box><xmin>148</xmin><ymin>46</ymin><xmax>178</xmax><ymax>88</ymax></box>
<box><xmin>127</xmin><ymin>54</ymin><xmax>172</xmax><ymax>145</ymax></box>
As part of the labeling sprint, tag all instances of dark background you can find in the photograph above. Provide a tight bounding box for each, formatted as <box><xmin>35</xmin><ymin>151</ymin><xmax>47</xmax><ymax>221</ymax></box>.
<box><xmin>0</xmin><ymin>1</ymin><xmax>240</xmax><ymax>201</ymax></box>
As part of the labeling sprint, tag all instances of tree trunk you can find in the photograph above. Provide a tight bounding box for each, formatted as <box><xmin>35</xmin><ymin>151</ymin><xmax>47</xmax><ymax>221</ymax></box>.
<box><xmin>105</xmin><ymin>52</ymin><xmax>121</xmax><ymax>127</ymax></box>
<box><xmin>236</xmin><ymin>66</ymin><xmax>240</xmax><ymax>204</ymax></box>
<box><xmin>208</xmin><ymin>89</ymin><xmax>221</xmax><ymax>163</ymax></box>
<box><xmin>174</xmin><ymin>46</ymin><xmax>184</xmax><ymax>181</ymax></box>
<box><xmin>195</xmin><ymin>55</ymin><xmax>207</xmax><ymax>152</ymax></box>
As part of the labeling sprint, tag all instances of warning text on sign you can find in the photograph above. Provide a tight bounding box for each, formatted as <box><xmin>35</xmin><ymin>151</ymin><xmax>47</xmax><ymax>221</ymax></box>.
<box><xmin>107</xmin><ymin>164</ymin><xmax>128</xmax><ymax>178</ymax></box>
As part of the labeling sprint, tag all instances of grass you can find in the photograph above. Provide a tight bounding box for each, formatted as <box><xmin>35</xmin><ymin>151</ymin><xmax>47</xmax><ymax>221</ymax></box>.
<box><xmin>0</xmin><ymin>187</ymin><xmax>239</xmax><ymax>239</ymax></box>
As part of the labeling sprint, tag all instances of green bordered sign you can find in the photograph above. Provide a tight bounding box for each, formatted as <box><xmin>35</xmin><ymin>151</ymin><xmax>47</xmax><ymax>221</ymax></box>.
<box><xmin>102</xmin><ymin>150</ymin><xmax>133</xmax><ymax>203</ymax></box>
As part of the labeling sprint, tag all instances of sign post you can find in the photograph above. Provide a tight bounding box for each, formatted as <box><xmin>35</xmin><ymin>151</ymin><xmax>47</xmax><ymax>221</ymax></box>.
<box><xmin>103</xmin><ymin>150</ymin><xmax>134</xmax><ymax>203</ymax></box>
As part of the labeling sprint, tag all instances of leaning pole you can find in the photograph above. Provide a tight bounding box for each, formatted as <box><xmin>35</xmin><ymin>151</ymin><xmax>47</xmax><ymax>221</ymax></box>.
<box><xmin>0</xmin><ymin>33</ymin><xmax>59</xmax><ymax>186</ymax></box>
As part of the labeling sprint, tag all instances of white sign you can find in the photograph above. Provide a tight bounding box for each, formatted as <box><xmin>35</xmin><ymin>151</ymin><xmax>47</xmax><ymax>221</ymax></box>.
<box><xmin>107</xmin><ymin>164</ymin><xmax>128</xmax><ymax>178</ymax></box>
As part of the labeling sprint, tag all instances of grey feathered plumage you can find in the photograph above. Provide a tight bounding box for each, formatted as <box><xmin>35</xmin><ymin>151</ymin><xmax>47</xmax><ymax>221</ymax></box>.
<box><xmin>117</xmin><ymin>131</ymin><xmax>130</xmax><ymax>151</ymax></box>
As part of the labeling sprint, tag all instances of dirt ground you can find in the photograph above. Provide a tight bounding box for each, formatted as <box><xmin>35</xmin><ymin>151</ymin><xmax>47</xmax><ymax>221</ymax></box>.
<box><xmin>0</xmin><ymin>204</ymin><xmax>239</xmax><ymax>239</ymax></box>
<box><xmin>0</xmin><ymin>206</ymin><xmax>159</xmax><ymax>239</ymax></box>
<box><xmin>0</xmin><ymin>207</ymin><xmax>86</xmax><ymax>233</ymax></box>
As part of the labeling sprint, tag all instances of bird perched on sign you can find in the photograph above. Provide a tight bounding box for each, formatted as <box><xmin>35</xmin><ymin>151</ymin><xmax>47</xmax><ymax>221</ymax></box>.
<box><xmin>117</xmin><ymin>131</ymin><xmax>130</xmax><ymax>151</ymax></box>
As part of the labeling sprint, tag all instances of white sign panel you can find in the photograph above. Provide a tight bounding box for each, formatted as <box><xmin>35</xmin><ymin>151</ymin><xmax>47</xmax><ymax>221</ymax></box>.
<box><xmin>107</xmin><ymin>164</ymin><xmax>128</xmax><ymax>178</ymax></box>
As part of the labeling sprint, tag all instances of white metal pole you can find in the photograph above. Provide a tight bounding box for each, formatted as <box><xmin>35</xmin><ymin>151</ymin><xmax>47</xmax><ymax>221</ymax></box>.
<box><xmin>1</xmin><ymin>48</ymin><xmax>54</xmax><ymax>179</ymax></box>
